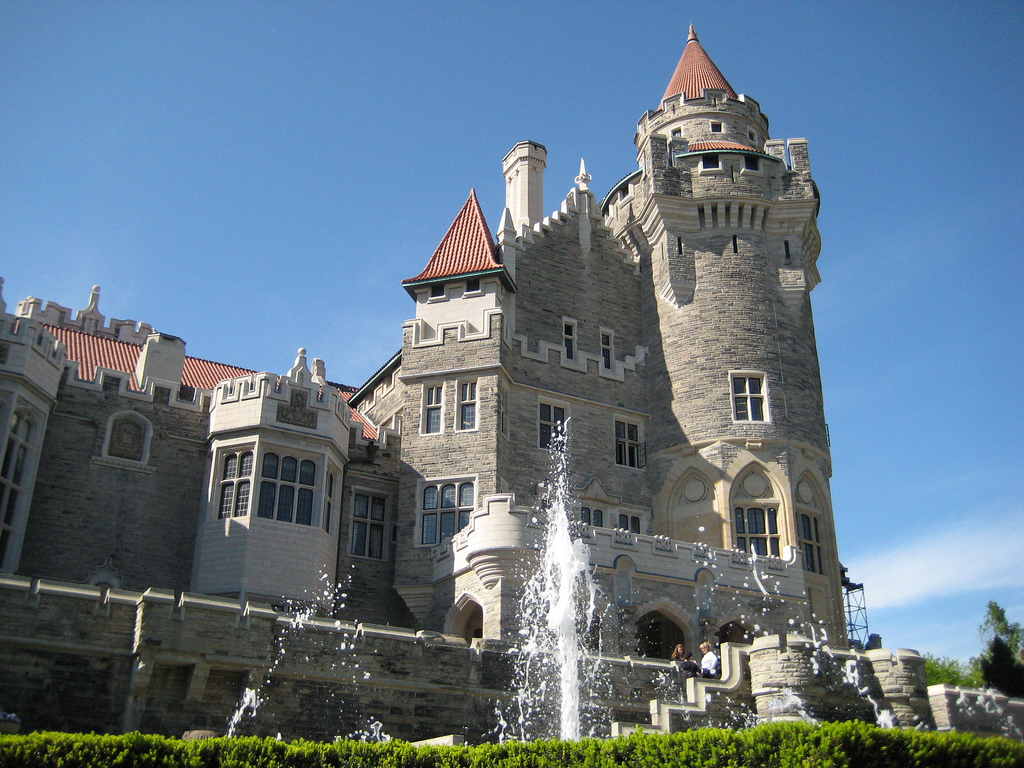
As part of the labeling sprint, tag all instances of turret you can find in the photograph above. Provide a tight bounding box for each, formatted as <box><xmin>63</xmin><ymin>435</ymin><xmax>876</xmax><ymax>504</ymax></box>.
<box><xmin>502</xmin><ymin>141</ymin><xmax>547</xmax><ymax>232</ymax></box>
<box><xmin>605</xmin><ymin>27</ymin><xmax>844</xmax><ymax>643</ymax></box>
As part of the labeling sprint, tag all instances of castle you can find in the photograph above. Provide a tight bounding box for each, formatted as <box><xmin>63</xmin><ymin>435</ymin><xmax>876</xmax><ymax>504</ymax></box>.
<box><xmin>6</xmin><ymin>29</ymin><xmax>1005</xmax><ymax>741</ymax></box>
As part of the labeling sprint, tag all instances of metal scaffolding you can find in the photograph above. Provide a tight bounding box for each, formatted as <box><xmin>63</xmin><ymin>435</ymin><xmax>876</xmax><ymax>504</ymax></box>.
<box><xmin>841</xmin><ymin>566</ymin><xmax>871</xmax><ymax>649</ymax></box>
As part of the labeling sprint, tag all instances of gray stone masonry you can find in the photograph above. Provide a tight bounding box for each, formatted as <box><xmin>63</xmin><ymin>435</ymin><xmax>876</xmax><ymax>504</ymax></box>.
<box><xmin>2</xmin><ymin>576</ymin><xmax>1019</xmax><ymax>740</ymax></box>
<box><xmin>19</xmin><ymin>375</ymin><xmax>208</xmax><ymax>592</ymax></box>
<box><xmin>395</xmin><ymin>313</ymin><xmax>503</xmax><ymax>620</ymax></box>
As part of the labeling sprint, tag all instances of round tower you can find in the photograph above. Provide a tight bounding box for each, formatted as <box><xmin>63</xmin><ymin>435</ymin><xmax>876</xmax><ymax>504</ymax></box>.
<box><xmin>604</xmin><ymin>27</ymin><xmax>844</xmax><ymax>643</ymax></box>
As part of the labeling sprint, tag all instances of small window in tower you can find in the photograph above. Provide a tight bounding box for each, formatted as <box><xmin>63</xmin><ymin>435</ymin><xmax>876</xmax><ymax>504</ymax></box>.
<box><xmin>676</xmin><ymin>236</ymin><xmax>683</xmax><ymax>254</ymax></box>
<box><xmin>430</xmin><ymin>283</ymin><xmax>445</xmax><ymax>298</ymax></box>
<box><xmin>671</xmin><ymin>128</ymin><xmax>681</xmax><ymax>138</ymax></box>
<box><xmin>730</xmin><ymin>373</ymin><xmax>768</xmax><ymax>422</ymax></box>
<box><xmin>601</xmin><ymin>332</ymin><xmax>614</xmax><ymax>370</ymax></box>
<box><xmin>563</xmin><ymin>322</ymin><xmax>577</xmax><ymax>361</ymax></box>
<box><xmin>784</xmin><ymin>240</ymin><xmax>792</xmax><ymax>260</ymax></box>
<box><xmin>748</xmin><ymin>130</ymin><xmax>756</xmax><ymax>142</ymax></box>
<box><xmin>732</xmin><ymin>235</ymin><xmax>739</xmax><ymax>254</ymax></box>
<box><xmin>710</xmin><ymin>121</ymin><xmax>723</xmax><ymax>133</ymax></box>
<box><xmin>465</xmin><ymin>278</ymin><xmax>480</xmax><ymax>294</ymax></box>
<box><xmin>744</xmin><ymin>155</ymin><xmax>759</xmax><ymax>171</ymax></box>
<box><xmin>703</xmin><ymin>154</ymin><xmax>719</xmax><ymax>170</ymax></box>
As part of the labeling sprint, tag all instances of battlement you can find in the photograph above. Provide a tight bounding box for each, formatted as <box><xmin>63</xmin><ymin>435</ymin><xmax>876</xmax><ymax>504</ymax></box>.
<box><xmin>209</xmin><ymin>350</ymin><xmax>352</xmax><ymax>443</ymax></box>
<box><xmin>14</xmin><ymin>285</ymin><xmax>155</xmax><ymax>345</ymax></box>
<box><xmin>0</xmin><ymin>313</ymin><xmax>66</xmax><ymax>400</ymax></box>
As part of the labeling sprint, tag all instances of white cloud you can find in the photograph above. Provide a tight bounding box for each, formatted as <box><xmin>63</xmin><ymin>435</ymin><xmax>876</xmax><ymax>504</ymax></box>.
<box><xmin>844</xmin><ymin>509</ymin><xmax>1024</xmax><ymax>610</ymax></box>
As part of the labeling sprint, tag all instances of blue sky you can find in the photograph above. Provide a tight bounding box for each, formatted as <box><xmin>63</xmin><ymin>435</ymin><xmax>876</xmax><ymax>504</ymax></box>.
<box><xmin>2</xmin><ymin>1</ymin><xmax>1022</xmax><ymax>662</ymax></box>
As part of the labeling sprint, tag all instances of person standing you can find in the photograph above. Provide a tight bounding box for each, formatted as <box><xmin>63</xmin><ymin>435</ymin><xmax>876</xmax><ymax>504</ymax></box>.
<box><xmin>699</xmin><ymin>641</ymin><xmax>720</xmax><ymax>678</ymax></box>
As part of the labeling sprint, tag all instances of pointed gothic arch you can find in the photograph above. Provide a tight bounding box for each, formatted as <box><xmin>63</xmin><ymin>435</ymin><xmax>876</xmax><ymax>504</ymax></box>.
<box><xmin>446</xmin><ymin>593</ymin><xmax>484</xmax><ymax>643</ymax></box>
<box><xmin>633</xmin><ymin>599</ymin><xmax>697</xmax><ymax>660</ymax></box>
<box><xmin>729</xmin><ymin>462</ymin><xmax>782</xmax><ymax>557</ymax></box>
<box><xmin>665</xmin><ymin>468</ymin><xmax>720</xmax><ymax>546</ymax></box>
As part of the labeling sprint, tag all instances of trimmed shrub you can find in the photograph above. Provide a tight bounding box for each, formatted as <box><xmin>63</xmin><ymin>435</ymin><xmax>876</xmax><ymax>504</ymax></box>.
<box><xmin>0</xmin><ymin>722</ymin><xmax>1022</xmax><ymax>768</ymax></box>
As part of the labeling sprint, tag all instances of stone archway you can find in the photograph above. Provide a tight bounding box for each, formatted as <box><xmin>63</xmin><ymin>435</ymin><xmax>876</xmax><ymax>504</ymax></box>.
<box><xmin>448</xmin><ymin>597</ymin><xmax>484</xmax><ymax>643</ymax></box>
<box><xmin>635</xmin><ymin>610</ymin><xmax>686</xmax><ymax>660</ymax></box>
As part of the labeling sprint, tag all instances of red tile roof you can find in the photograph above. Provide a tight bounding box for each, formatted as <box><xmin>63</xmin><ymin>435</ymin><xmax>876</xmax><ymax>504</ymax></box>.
<box><xmin>663</xmin><ymin>26</ymin><xmax>737</xmax><ymax>103</ymax></box>
<box><xmin>403</xmin><ymin>189</ymin><xmax>502</xmax><ymax>285</ymax></box>
<box><xmin>339</xmin><ymin>388</ymin><xmax>378</xmax><ymax>441</ymax></box>
<box><xmin>47</xmin><ymin>325</ymin><xmax>256</xmax><ymax>389</ymax></box>
<box><xmin>49</xmin><ymin>323</ymin><xmax>378</xmax><ymax>438</ymax></box>
<box><xmin>686</xmin><ymin>140</ymin><xmax>757</xmax><ymax>152</ymax></box>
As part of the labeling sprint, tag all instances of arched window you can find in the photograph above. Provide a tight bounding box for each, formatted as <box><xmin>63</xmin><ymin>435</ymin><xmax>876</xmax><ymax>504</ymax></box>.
<box><xmin>795</xmin><ymin>476</ymin><xmax>826</xmax><ymax>574</ymax></box>
<box><xmin>732</xmin><ymin>468</ymin><xmax>781</xmax><ymax>556</ymax></box>
<box><xmin>420</xmin><ymin>480</ymin><xmax>474</xmax><ymax>545</ymax></box>
<box><xmin>218</xmin><ymin>450</ymin><xmax>254</xmax><ymax>518</ymax></box>
<box><xmin>1</xmin><ymin>410</ymin><xmax>38</xmax><ymax>569</ymax></box>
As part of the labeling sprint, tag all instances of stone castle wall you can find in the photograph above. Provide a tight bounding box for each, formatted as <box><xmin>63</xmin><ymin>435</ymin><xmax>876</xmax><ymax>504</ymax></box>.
<box><xmin>19</xmin><ymin>374</ymin><xmax>209</xmax><ymax>592</ymax></box>
<box><xmin>2</xmin><ymin>573</ymin><xmax>1020</xmax><ymax>742</ymax></box>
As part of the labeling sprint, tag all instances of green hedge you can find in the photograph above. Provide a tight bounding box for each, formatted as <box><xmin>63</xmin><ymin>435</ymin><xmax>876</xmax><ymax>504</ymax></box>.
<box><xmin>0</xmin><ymin>722</ymin><xmax>1022</xmax><ymax>768</ymax></box>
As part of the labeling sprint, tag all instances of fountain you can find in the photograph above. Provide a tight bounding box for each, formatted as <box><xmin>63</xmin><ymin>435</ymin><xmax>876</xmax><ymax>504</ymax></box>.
<box><xmin>510</xmin><ymin>426</ymin><xmax>599</xmax><ymax>741</ymax></box>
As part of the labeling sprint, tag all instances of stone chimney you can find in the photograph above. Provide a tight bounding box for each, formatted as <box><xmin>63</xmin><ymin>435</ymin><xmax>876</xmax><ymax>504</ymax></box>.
<box><xmin>502</xmin><ymin>140</ymin><xmax>547</xmax><ymax>232</ymax></box>
<box><xmin>134</xmin><ymin>332</ymin><xmax>186</xmax><ymax>387</ymax></box>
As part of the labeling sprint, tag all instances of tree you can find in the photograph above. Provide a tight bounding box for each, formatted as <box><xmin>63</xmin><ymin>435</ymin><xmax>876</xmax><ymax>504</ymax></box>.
<box><xmin>923</xmin><ymin>653</ymin><xmax>982</xmax><ymax>687</ymax></box>
<box><xmin>978</xmin><ymin>601</ymin><xmax>1024</xmax><ymax>697</ymax></box>
<box><xmin>979</xmin><ymin>601</ymin><xmax>1023</xmax><ymax>658</ymax></box>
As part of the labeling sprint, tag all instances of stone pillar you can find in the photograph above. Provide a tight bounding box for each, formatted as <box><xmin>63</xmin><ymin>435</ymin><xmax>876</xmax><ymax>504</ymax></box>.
<box><xmin>866</xmin><ymin>648</ymin><xmax>935</xmax><ymax>728</ymax></box>
<box><xmin>748</xmin><ymin>634</ymin><xmax>822</xmax><ymax>720</ymax></box>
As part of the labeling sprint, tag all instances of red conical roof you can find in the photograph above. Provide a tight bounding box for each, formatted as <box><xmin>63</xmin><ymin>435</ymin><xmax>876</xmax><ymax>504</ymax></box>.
<box><xmin>403</xmin><ymin>189</ymin><xmax>503</xmax><ymax>285</ymax></box>
<box><xmin>662</xmin><ymin>25</ymin><xmax>737</xmax><ymax>103</ymax></box>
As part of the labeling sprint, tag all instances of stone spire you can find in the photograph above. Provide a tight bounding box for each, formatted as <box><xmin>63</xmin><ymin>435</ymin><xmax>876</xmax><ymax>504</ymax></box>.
<box><xmin>662</xmin><ymin>25</ymin><xmax>738</xmax><ymax>103</ymax></box>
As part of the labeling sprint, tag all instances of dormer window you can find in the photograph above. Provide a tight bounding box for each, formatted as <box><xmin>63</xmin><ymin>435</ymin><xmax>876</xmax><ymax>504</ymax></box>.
<box><xmin>710</xmin><ymin>121</ymin><xmax>722</xmax><ymax>133</ymax></box>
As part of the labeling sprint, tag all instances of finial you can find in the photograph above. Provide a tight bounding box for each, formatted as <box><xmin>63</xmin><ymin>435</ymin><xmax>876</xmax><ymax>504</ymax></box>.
<box><xmin>575</xmin><ymin>159</ymin><xmax>592</xmax><ymax>191</ymax></box>
<box><xmin>499</xmin><ymin>206</ymin><xmax>516</xmax><ymax>233</ymax></box>
<box><xmin>85</xmin><ymin>284</ymin><xmax>101</xmax><ymax>311</ymax></box>
<box><xmin>688</xmin><ymin>24</ymin><xmax>698</xmax><ymax>42</ymax></box>
<box><xmin>288</xmin><ymin>347</ymin><xmax>310</xmax><ymax>382</ymax></box>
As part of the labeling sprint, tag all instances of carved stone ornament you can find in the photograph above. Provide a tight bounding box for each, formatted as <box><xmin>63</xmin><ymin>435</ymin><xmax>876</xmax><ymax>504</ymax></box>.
<box><xmin>276</xmin><ymin>390</ymin><xmax>317</xmax><ymax>429</ymax></box>
<box><xmin>108</xmin><ymin>417</ymin><xmax>145</xmax><ymax>461</ymax></box>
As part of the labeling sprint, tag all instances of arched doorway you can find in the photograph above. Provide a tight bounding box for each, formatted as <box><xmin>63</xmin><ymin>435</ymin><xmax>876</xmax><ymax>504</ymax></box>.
<box><xmin>449</xmin><ymin>599</ymin><xmax>484</xmax><ymax>643</ymax></box>
<box><xmin>636</xmin><ymin>610</ymin><xmax>686</xmax><ymax>659</ymax></box>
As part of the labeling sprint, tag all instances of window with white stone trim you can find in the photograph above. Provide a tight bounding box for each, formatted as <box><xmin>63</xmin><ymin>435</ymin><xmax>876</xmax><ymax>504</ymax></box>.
<box><xmin>601</xmin><ymin>331</ymin><xmax>614</xmax><ymax>370</ymax></box>
<box><xmin>563</xmin><ymin>321</ymin><xmax>577</xmax><ymax>361</ymax></box>
<box><xmin>0</xmin><ymin>409</ymin><xmax>37</xmax><ymax>571</ymax></box>
<box><xmin>423</xmin><ymin>384</ymin><xmax>443</xmax><ymax>434</ymax></box>
<box><xmin>734</xmin><ymin>505</ymin><xmax>780</xmax><ymax>556</ymax></box>
<box><xmin>730</xmin><ymin>372</ymin><xmax>769</xmax><ymax>422</ymax></box>
<box><xmin>218</xmin><ymin>450</ymin><xmax>254</xmax><ymax>518</ymax></box>
<box><xmin>419</xmin><ymin>480</ymin><xmax>474</xmax><ymax>545</ymax></box>
<box><xmin>458</xmin><ymin>380</ymin><xmax>477</xmax><ymax>431</ymax></box>
<box><xmin>257</xmin><ymin>452</ymin><xmax>317</xmax><ymax>525</ymax></box>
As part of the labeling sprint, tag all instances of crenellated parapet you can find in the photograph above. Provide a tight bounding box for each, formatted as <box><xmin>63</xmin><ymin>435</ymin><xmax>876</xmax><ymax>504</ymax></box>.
<box><xmin>209</xmin><ymin>350</ymin><xmax>351</xmax><ymax>449</ymax></box>
<box><xmin>0</xmin><ymin>311</ymin><xmax>66</xmax><ymax>403</ymax></box>
<box><xmin>15</xmin><ymin>284</ymin><xmax>154</xmax><ymax>344</ymax></box>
